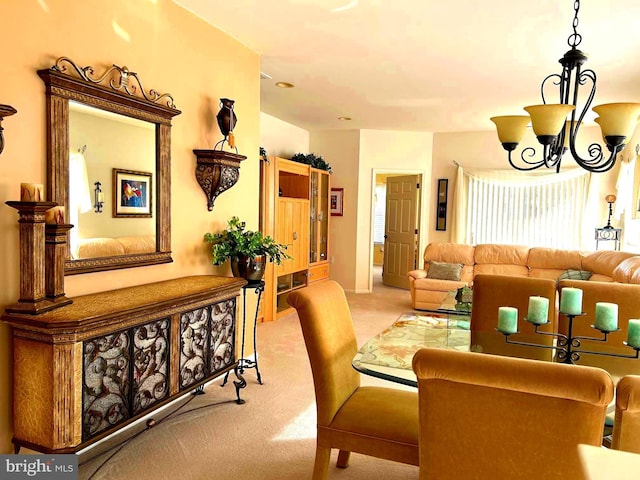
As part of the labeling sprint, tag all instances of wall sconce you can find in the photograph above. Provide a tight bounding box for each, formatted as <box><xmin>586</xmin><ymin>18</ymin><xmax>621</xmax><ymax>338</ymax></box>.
<box><xmin>0</xmin><ymin>104</ymin><xmax>17</xmax><ymax>155</ymax></box>
<box><xmin>193</xmin><ymin>150</ymin><xmax>246</xmax><ymax>211</ymax></box>
<box><xmin>94</xmin><ymin>181</ymin><xmax>104</xmax><ymax>213</ymax></box>
<box><xmin>193</xmin><ymin>98</ymin><xmax>246</xmax><ymax>211</ymax></box>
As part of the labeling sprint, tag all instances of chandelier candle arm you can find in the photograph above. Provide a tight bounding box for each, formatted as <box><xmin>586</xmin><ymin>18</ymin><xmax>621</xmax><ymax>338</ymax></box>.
<box><xmin>524</xmin><ymin>104</ymin><xmax>575</xmax><ymax>145</ymax></box>
<box><xmin>593</xmin><ymin>103</ymin><xmax>640</xmax><ymax>147</ymax></box>
<box><xmin>490</xmin><ymin>116</ymin><xmax>530</xmax><ymax>151</ymax></box>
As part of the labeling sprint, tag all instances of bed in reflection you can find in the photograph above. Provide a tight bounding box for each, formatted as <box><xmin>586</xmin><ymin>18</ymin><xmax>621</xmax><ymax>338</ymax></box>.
<box><xmin>74</xmin><ymin>235</ymin><xmax>156</xmax><ymax>259</ymax></box>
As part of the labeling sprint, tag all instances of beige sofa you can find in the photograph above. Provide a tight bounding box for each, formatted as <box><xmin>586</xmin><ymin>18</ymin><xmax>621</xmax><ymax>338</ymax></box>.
<box><xmin>408</xmin><ymin>243</ymin><xmax>640</xmax><ymax>311</ymax></box>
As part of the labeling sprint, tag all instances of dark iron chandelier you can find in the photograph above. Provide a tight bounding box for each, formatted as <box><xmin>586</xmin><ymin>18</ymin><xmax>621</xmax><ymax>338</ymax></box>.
<box><xmin>490</xmin><ymin>0</ymin><xmax>640</xmax><ymax>173</ymax></box>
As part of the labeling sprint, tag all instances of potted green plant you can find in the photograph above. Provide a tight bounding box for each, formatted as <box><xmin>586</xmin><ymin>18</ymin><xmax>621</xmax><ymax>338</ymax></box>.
<box><xmin>204</xmin><ymin>216</ymin><xmax>291</xmax><ymax>283</ymax></box>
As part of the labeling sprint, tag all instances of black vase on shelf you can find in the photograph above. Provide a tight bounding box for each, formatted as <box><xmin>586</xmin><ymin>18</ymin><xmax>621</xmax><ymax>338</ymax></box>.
<box><xmin>216</xmin><ymin>98</ymin><xmax>237</xmax><ymax>138</ymax></box>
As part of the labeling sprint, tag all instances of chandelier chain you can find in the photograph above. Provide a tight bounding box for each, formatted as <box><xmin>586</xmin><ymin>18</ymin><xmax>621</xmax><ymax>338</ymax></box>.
<box><xmin>568</xmin><ymin>0</ymin><xmax>582</xmax><ymax>48</ymax></box>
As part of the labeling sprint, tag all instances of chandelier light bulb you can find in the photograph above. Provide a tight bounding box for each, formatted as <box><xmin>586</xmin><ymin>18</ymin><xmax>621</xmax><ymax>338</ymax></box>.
<box><xmin>490</xmin><ymin>116</ymin><xmax>530</xmax><ymax>148</ymax></box>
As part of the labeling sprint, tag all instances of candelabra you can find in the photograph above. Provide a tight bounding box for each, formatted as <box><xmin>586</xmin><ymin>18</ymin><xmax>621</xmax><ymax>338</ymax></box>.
<box><xmin>499</xmin><ymin>313</ymin><xmax>640</xmax><ymax>365</ymax></box>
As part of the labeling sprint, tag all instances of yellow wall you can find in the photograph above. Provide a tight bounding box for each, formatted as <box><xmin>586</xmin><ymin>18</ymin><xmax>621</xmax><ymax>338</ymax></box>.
<box><xmin>310</xmin><ymin>130</ymin><xmax>361</xmax><ymax>291</ymax></box>
<box><xmin>308</xmin><ymin>129</ymin><xmax>433</xmax><ymax>293</ymax></box>
<box><xmin>0</xmin><ymin>0</ymin><xmax>260</xmax><ymax>453</ymax></box>
<box><xmin>260</xmin><ymin>112</ymin><xmax>310</xmax><ymax>159</ymax></box>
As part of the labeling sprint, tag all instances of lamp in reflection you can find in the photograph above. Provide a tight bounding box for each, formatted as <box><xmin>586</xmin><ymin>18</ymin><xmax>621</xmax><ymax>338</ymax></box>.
<box><xmin>94</xmin><ymin>181</ymin><xmax>104</xmax><ymax>213</ymax></box>
<box><xmin>0</xmin><ymin>104</ymin><xmax>17</xmax><ymax>155</ymax></box>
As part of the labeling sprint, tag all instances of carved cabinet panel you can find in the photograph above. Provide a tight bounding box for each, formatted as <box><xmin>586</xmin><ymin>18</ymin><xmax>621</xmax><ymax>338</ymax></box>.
<box><xmin>82</xmin><ymin>318</ymin><xmax>171</xmax><ymax>441</ymax></box>
<box><xmin>2</xmin><ymin>276</ymin><xmax>245</xmax><ymax>454</ymax></box>
<box><xmin>179</xmin><ymin>299</ymin><xmax>236</xmax><ymax>390</ymax></box>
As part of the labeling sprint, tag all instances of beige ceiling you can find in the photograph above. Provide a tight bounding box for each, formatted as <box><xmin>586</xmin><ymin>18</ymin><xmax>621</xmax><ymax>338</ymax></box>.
<box><xmin>174</xmin><ymin>0</ymin><xmax>640</xmax><ymax>133</ymax></box>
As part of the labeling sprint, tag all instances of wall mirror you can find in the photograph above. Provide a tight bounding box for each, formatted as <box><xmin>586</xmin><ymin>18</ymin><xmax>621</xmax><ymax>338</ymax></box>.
<box><xmin>39</xmin><ymin>57</ymin><xmax>181</xmax><ymax>274</ymax></box>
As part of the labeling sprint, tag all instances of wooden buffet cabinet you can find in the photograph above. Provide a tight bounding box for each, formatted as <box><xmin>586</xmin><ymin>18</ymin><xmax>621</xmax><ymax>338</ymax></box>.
<box><xmin>261</xmin><ymin>157</ymin><xmax>331</xmax><ymax>322</ymax></box>
<box><xmin>1</xmin><ymin>275</ymin><xmax>246</xmax><ymax>454</ymax></box>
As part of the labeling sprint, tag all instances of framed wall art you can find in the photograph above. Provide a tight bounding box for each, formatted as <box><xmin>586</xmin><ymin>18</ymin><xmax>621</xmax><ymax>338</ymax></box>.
<box><xmin>435</xmin><ymin>178</ymin><xmax>448</xmax><ymax>231</ymax></box>
<box><xmin>113</xmin><ymin>168</ymin><xmax>152</xmax><ymax>217</ymax></box>
<box><xmin>330</xmin><ymin>187</ymin><xmax>344</xmax><ymax>216</ymax></box>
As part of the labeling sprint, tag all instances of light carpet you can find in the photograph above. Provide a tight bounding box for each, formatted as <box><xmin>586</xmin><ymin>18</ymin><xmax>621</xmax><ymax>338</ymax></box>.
<box><xmin>78</xmin><ymin>271</ymin><xmax>419</xmax><ymax>480</ymax></box>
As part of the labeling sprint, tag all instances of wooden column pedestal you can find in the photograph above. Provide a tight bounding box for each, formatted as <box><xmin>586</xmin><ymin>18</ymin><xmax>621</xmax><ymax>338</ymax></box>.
<box><xmin>44</xmin><ymin>223</ymin><xmax>73</xmax><ymax>308</ymax></box>
<box><xmin>5</xmin><ymin>201</ymin><xmax>59</xmax><ymax>315</ymax></box>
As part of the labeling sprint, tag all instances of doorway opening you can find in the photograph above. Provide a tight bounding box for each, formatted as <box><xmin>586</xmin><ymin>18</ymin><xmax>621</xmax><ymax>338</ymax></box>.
<box><xmin>370</xmin><ymin>170</ymin><xmax>424</xmax><ymax>292</ymax></box>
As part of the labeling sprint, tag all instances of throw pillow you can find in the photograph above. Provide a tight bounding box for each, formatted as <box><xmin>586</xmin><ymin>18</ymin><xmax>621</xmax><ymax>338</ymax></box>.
<box><xmin>427</xmin><ymin>261</ymin><xmax>464</xmax><ymax>281</ymax></box>
<box><xmin>558</xmin><ymin>269</ymin><xmax>593</xmax><ymax>281</ymax></box>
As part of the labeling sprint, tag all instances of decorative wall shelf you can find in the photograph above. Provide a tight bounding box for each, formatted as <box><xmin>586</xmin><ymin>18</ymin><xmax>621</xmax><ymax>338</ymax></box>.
<box><xmin>193</xmin><ymin>149</ymin><xmax>246</xmax><ymax>211</ymax></box>
<box><xmin>0</xmin><ymin>104</ymin><xmax>17</xmax><ymax>155</ymax></box>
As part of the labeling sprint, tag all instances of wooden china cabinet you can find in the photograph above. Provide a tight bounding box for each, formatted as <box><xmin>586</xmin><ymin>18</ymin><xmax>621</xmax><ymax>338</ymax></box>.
<box><xmin>260</xmin><ymin>157</ymin><xmax>331</xmax><ymax>322</ymax></box>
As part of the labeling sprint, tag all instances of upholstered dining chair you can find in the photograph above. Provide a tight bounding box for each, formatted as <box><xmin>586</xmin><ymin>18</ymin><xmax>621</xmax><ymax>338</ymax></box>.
<box><xmin>558</xmin><ymin>279</ymin><xmax>640</xmax><ymax>378</ymax></box>
<box><xmin>288</xmin><ymin>281</ymin><xmax>419</xmax><ymax>480</ymax></box>
<box><xmin>470</xmin><ymin>274</ymin><xmax>558</xmax><ymax>361</ymax></box>
<box><xmin>412</xmin><ymin>348</ymin><xmax>614</xmax><ymax>480</ymax></box>
<box><xmin>612</xmin><ymin>375</ymin><xmax>640</xmax><ymax>454</ymax></box>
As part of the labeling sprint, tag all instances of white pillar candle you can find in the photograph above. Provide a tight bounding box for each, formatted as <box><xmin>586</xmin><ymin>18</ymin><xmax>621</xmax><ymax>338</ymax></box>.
<box><xmin>527</xmin><ymin>296</ymin><xmax>549</xmax><ymax>324</ymax></box>
<box><xmin>498</xmin><ymin>307</ymin><xmax>518</xmax><ymax>334</ymax></box>
<box><xmin>560</xmin><ymin>287</ymin><xmax>583</xmax><ymax>315</ymax></box>
<box><xmin>627</xmin><ymin>320</ymin><xmax>640</xmax><ymax>348</ymax></box>
<box><xmin>594</xmin><ymin>302</ymin><xmax>618</xmax><ymax>332</ymax></box>
<box><xmin>45</xmin><ymin>206</ymin><xmax>65</xmax><ymax>224</ymax></box>
<box><xmin>20</xmin><ymin>183</ymin><xmax>44</xmax><ymax>202</ymax></box>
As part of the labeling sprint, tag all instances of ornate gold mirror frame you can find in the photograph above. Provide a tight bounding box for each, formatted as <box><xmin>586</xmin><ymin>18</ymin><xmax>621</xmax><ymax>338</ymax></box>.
<box><xmin>38</xmin><ymin>57</ymin><xmax>181</xmax><ymax>274</ymax></box>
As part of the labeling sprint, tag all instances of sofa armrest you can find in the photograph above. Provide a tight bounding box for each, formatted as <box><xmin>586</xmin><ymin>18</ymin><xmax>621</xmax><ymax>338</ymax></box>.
<box><xmin>408</xmin><ymin>270</ymin><xmax>427</xmax><ymax>280</ymax></box>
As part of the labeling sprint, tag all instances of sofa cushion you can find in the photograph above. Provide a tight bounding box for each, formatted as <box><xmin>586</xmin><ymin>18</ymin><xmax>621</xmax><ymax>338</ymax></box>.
<box><xmin>423</xmin><ymin>243</ymin><xmax>475</xmax><ymax>283</ymax></box>
<box><xmin>612</xmin><ymin>256</ymin><xmax>640</xmax><ymax>284</ymax></box>
<box><xmin>413</xmin><ymin>277</ymin><xmax>467</xmax><ymax>293</ymax></box>
<box><xmin>426</xmin><ymin>261</ymin><xmax>464</xmax><ymax>281</ymax></box>
<box><xmin>528</xmin><ymin>247</ymin><xmax>585</xmax><ymax>280</ymax></box>
<box><xmin>474</xmin><ymin>244</ymin><xmax>530</xmax><ymax>277</ymax></box>
<box><xmin>582</xmin><ymin>251</ymin><xmax>637</xmax><ymax>281</ymax></box>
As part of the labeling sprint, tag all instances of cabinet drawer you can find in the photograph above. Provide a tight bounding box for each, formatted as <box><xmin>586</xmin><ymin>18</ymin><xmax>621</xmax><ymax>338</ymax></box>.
<box><xmin>308</xmin><ymin>264</ymin><xmax>329</xmax><ymax>284</ymax></box>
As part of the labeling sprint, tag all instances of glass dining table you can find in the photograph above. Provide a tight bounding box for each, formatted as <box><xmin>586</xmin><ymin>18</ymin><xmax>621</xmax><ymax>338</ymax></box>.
<box><xmin>352</xmin><ymin>311</ymin><xmax>471</xmax><ymax>388</ymax></box>
<box><xmin>352</xmin><ymin>309</ymin><xmax>617</xmax><ymax>436</ymax></box>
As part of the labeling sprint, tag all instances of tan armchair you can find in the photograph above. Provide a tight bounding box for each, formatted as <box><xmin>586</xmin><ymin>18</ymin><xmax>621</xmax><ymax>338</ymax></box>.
<box><xmin>288</xmin><ymin>281</ymin><xmax>419</xmax><ymax>480</ymax></box>
<box><xmin>612</xmin><ymin>375</ymin><xmax>640</xmax><ymax>454</ymax></box>
<box><xmin>470</xmin><ymin>274</ymin><xmax>558</xmax><ymax>361</ymax></box>
<box><xmin>412</xmin><ymin>348</ymin><xmax>614</xmax><ymax>480</ymax></box>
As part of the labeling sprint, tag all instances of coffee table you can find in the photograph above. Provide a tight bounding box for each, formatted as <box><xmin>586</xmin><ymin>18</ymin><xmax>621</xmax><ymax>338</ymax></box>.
<box><xmin>352</xmin><ymin>311</ymin><xmax>471</xmax><ymax>387</ymax></box>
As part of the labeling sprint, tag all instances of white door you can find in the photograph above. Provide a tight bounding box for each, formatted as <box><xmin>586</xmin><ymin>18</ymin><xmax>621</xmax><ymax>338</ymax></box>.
<box><xmin>383</xmin><ymin>175</ymin><xmax>421</xmax><ymax>289</ymax></box>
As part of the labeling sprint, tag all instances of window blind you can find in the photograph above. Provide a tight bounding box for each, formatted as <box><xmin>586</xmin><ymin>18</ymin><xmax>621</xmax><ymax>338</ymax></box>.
<box><xmin>461</xmin><ymin>168</ymin><xmax>590</xmax><ymax>249</ymax></box>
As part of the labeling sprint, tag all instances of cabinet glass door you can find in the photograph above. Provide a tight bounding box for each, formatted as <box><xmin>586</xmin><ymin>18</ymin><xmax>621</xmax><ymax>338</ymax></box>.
<box><xmin>319</xmin><ymin>171</ymin><xmax>329</xmax><ymax>261</ymax></box>
<box><xmin>309</xmin><ymin>171</ymin><xmax>319</xmax><ymax>263</ymax></box>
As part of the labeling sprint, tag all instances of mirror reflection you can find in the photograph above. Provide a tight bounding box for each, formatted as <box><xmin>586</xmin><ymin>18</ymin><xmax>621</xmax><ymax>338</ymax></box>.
<box><xmin>68</xmin><ymin>102</ymin><xmax>156</xmax><ymax>260</ymax></box>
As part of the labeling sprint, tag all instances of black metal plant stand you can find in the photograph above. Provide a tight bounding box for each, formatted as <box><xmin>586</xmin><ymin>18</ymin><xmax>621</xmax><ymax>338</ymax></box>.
<box><xmin>499</xmin><ymin>313</ymin><xmax>640</xmax><ymax>364</ymax></box>
<box><xmin>222</xmin><ymin>281</ymin><xmax>265</xmax><ymax>400</ymax></box>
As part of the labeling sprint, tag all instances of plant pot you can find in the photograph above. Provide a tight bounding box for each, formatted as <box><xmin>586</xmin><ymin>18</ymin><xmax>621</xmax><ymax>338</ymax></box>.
<box><xmin>231</xmin><ymin>255</ymin><xmax>266</xmax><ymax>284</ymax></box>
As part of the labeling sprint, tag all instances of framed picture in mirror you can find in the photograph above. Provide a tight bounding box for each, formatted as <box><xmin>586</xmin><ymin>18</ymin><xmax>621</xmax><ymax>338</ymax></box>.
<box><xmin>113</xmin><ymin>168</ymin><xmax>152</xmax><ymax>217</ymax></box>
